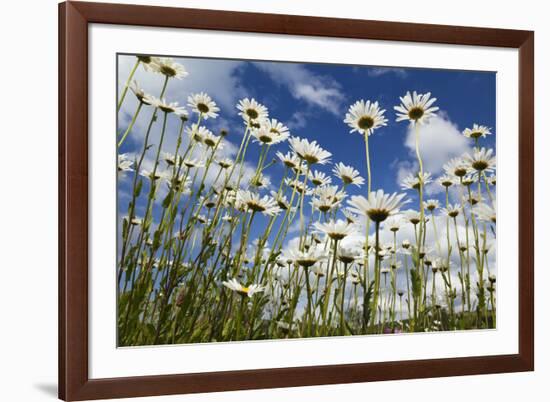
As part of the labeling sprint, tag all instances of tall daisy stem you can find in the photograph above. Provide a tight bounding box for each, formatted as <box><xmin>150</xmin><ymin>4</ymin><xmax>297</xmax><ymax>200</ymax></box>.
<box><xmin>118</xmin><ymin>102</ymin><xmax>143</xmax><ymax>148</ymax></box>
<box><xmin>117</xmin><ymin>58</ymin><xmax>140</xmax><ymax>112</ymax></box>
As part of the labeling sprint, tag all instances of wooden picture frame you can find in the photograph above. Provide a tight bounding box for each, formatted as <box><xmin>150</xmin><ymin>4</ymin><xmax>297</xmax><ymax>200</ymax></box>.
<box><xmin>59</xmin><ymin>1</ymin><xmax>534</xmax><ymax>400</ymax></box>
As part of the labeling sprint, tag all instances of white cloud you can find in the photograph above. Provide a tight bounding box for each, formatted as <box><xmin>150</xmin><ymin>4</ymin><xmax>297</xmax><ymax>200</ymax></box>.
<box><xmin>395</xmin><ymin>113</ymin><xmax>472</xmax><ymax>195</ymax></box>
<box><xmin>286</xmin><ymin>111</ymin><xmax>309</xmax><ymax>130</ymax></box>
<box><xmin>253</xmin><ymin>62</ymin><xmax>345</xmax><ymax>115</ymax></box>
<box><xmin>118</xmin><ymin>55</ymin><xmax>247</xmax><ymax>116</ymax></box>
<box><xmin>404</xmin><ymin>113</ymin><xmax>470</xmax><ymax>175</ymax></box>
<box><xmin>367</xmin><ymin>67</ymin><xmax>408</xmax><ymax>78</ymax></box>
<box><xmin>393</xmin><ymin>159</ymin><xmax>418</xmax><ymax>189</ymax></box>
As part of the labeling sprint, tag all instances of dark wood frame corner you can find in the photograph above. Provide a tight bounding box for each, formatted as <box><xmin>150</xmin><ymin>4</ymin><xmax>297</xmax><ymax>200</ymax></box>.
<box><xmin>59</xmin><ymin>1</ymin><xmax>534</xmax><ymax>400</ymax></box>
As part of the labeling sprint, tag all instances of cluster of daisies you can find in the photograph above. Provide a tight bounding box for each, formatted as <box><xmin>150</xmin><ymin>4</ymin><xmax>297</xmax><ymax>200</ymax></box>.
<box><xmin>117</xmin><ymin>55</ymin><xmax>496</xmax><ymax>346</ymax></box>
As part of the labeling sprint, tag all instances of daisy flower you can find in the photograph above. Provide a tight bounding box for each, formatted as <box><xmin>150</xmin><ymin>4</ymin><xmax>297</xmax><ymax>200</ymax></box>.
<box><xmin>463</xmin><ymin>193</ymin><xmax>483</xmax><ymax>206</ymax></box>
<box><xmin>222</xmin><ymin>278</ymin><xmax>265</xmax><ymax>297</ymax></box>
<box><xmin>444</xmin><ymin>157</ymin><xmax>471</xmax><ymax>178</ymax></box>
<box><xmin>390</xmin><ymin>260</ymin><xmax>403</xmax><ymax>270</ymax></box>
<box><xmin>333</xmin><ymin>162</ymin><xmax>365</xmax><ymax>187</ymax></box>
<box><xmin>462</xmin><ymin>123</ymin><xmax>492</xmax><ymax>139</ymax></box>
<box><xmin>461</xmin><ymin>175</ymin><xmax>475</xmax><ymax>186</ymax></box>
<box><xmin>125</xmin><ymin>216</ymin><xmax>143</xmax><ymax>226</ymax></box>
<box><xmin>185</xmin><ymin>124</ymin><xmax>211</xmax><ymax>144</ymax></box>
<box><xmin>287</xmin><ymin>247</ymin><xmax>328</xmax><ymax>268</ymax></box>
<box><xmin>313</xmin><ymin>185</ymin><xmax>347</xmax><ymax>204</ymax></box>
<box><xmin>383</xmin><ymin>215</ymin><xmax>404</xmax><ymax>232</ymax></box>
<box><xmin>237</xmin><ymin>98</ymin><xmax>269</xmax><ymax>124</ymax></box>
<box><xmin>289</xmin><ymin>137</ymin><xmax>332</xmax><ymax>165</ymax></box>
<box><xmin>342</xmin><ymin>208</ymin><xmax>360</xmax><ymax>224</ymax></box>
<box><xmin>473</xmin><ymin>202</ymin><xmax>496</xmax><ymax>224</ymax></box>
<box><xmin>149</xmin><ymin>97</ymin><xmax>187</xmax><ymax>114</ymax></box>
<box><xmin>129</xmin><ymin>80</ymin><xmax>153</xmax><ymax>105</ymax></box>
<box><xmin>433</xmin><ymin>258</ymin><xmax>451</xmax><ymax>272</ymax></box>
<box><xmin>236</xmin><ymin>190</ymin><xmax>281</xmax><ymax>216</ymax></box>
<box><xmin>170</xmin><ymin>175</ymin><xmax>191</xmax><ymax>192</ymax></box>
<box><xmin>285</xmin><ymin>178</ymin><xmax>311</xmax><ymax>195</ymax></box>
<box><xmin>438</xmin><ymin>175</ymin><xmax>456</xmax><ymax>188</ymax></box>
<box><xmin>118</xmin><ymin>153</ymin><xmax>133</xmax><ymax>172</ymax></box>
<box><xmin>441</xmin><ymin>204</ymin><xmax>462</xmax><ymax>218</ymax></box>
<box><xmin>201</xmin><ymin>196</ymin><xmax>217</xmax><ymax>209</ymax></box>
<box><xmin>347</xmin><ymin>190</ymin><xmax>408</xmax><ymax>223</ymax></box>
<box><xmin>311</xmin><ymin>265</ymin><xmax>327</xmax><ymax>277</ymax></box>
<box><xmin>174</xmin><ymin>107</ymin><xmax>189</xmax><ymax>121</ymax></box>
<box><xmin>424</xmin><ymin>199</ymin><xmax>440</xmax><ymax>212</ymax></box>
<box><xmin>292</xmin><ymin>162</ymin><xmax>310</xmax><ymax>177</ymax></box>
<box><xmin>139</xmin><ymin>169</ymin><xmax>168</xmax><ymax>181</ymax></box>
<box><xmin>276</xmin><ymin>151</ymin><xmax>300</xmax><ymax>169</ymax></box>
<box><xmin>251</xmin><ymin>125</ymin><xmax>289</xmax><ymax>145</ymax></box>
<box><xmin>314</xmin><ymin>219</ymin><xmax>357</xmax><ymax>240</ymax></box>
<box><xmin>270</xmin><ymin>191</ymin><xmax>291</xmax><ymax>210</ymax></box>
<box><xmin>150</xmin><ymin>57</ymin><xmax>188</xmax><ymax>79</ymax></box>
<box><xmin>216</xmin><ymin>158</ymin><xmax>234</xmax><ymax>170</ymax></box>
<box><xmin>196</xmin><ymin>214</ymin><xmax>210</xmax><ymax>225</ymax></box>
<box><xmin>401</xmin><ymin>172</ymin><xmax>433</xmax><ymax>191</ymax></box>
<box><xmin>311</xmin><ymin>196</ymin><xmax>338</xmax><ymax>213</ymax></box>
<box><xmin>394</xmin><ymin>91</ymin><xmax>439</xmax><ymax>124</ymax></box>
<box><xmin>162</xmin><ymin>152</ymin><xmax>182</xmax><ymax>167</ymax></box>
<box><xmin>183</xmin><ymin>158</ymin><xmax>205</xmax><ymax>169</ymax></box>
<box><xmin>463</xmin><ymin>147</ymin><xmax>496</xmax><ymax>173</ymax></box>
<box><xmin>221</xmin><ymin>213</ymin><xmax>233</xmax><ymax>223</ymax></box>
<box><xmin>250</xmin><ymin>173</ymin><xmax>271</xmax><ymax>189</ymax></box>
<box><xmin>202</xmin><ymin>130</ymin><xmax>223</xmax><ymax>149</ymax></box>
<box><xmin>187</xmin><ymin>92</ymin><xmax>220</xmax><ymax>119</ymax></box>
<box><xmin>344</xmin><ymin>99</ymin><xmax>388</xmax><ymax>135</ymax></box>
<box><xmin>417</xmin><ymin>246</ymin><xmax>434</xmax><ymax>258</ymax></box>
<box><xmin>136</xmin><ymin>55</ymin><xmax>155</xmax><ymax>70</ymax></box>
<box><xmin>261</xmin><ymin>118</ymin><xmax>290</xmax><ymax>139</ymax></box>
<box><xmin>404</xmin><ymin>209</ymin><xmax>423</xmax><ymax>225</ymax></box>
<box><xmin>337</xmin><ymin>246</ymin><xmax>364</xmax><ymax>264</ymax></box>
<box><xmin>309</xmin><ymin>170</ymin><xmax>332</xmax><ymax>187</ymax></box>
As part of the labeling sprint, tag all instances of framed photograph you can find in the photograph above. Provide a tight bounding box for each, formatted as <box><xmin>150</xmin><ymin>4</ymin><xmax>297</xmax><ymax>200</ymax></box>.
<box><xmin>59</xmin><ymin>1</ymin><xmax>534</xmax><ymax>400</ymax></box>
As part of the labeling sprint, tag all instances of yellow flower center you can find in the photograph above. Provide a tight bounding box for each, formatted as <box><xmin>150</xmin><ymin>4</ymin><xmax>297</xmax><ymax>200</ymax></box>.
<box><xmin>454</xmin><ymin>168</ymin><xmax>467</xmax><ymax>177</ymax></box>
<box><xmin>259</xmin><ymin>134</ymin><xmax>273</xmax><ymax>143</ymax></box>
<box><xmin>160</xmin><ymin>65</ymin><xmax>177</xmax><ymax>77</ymax></box>
<box><xmin>247</xmin><ymin>201</ymin><xmax>266</xmax><ymax>212</ymax></box>
<box><xmin>137</xmin><ymin>56</ymin><xmax>151</xmax><ymax>63</ymax></box>
<box><xmin>297</xmin><ymin>258</ymin><xmax>317</xmax><ymax>268</ymax></box>
<box><xmin>204</xmin><ymin>138</ymin><xmax>216</xmax><ymax>147</ymax></box>
<box><xmin>303</xmin><ymin>155</ymin><xmax>319</xmax><ymax>164</ymax></box>
<box><xmin>328</xmin><ymin>232</ymin><xmax>346</xmax><ymax>240</ymax></box>
<box><xmin>246</xmin><ymin>108</ymin><xmax>259</xmax><ymax>119</ymax></box>
<box><xmin>367</xmin><ymin>209</ymin><xmax>390</xmax><ymax>222</ymax></box>
<box><xmin>159</xmin><ymin>105</ymin><xmax>174</xmax><ymax>113</ymax></box>
<box><xmin>408</xmin><ymin>107</ymin><xmax>424</xmax><ymax>120</ymax></box>
<box><xmin>472</xmin><ymin>160</ymin><xmax>489</xmax><ymax>171</ymax></box>
<box><xmin>358</xmin><ymin>116</ymin><xmax>375</xmax><ymax>130</ymax></box>
<box><xmin>341</xmin><ymin>175</ymin><xmax>353</xmax><ymax>184</ymax></box>
<box><xmin>197</xmin><ymin>103</ymin><xmax>210</xmax><ymax>113</ymax></box>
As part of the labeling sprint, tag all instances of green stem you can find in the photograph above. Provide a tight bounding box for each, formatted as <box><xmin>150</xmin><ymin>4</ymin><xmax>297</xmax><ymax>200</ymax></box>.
<box><xmin>117</xmin><ymin>58</ymin><xmax>140</xmax><ymax>112</ymax></box>
<box><xmin>118</xmin><ymin>102</ymin><xmax>143</xmax><ymax>148</ymax></box>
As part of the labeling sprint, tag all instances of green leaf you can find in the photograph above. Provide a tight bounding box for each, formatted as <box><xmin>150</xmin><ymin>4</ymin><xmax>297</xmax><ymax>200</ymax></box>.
<box><xmin>134</xmin><ymin>179</ymin><xmax>143</xmax><ymax>197</ymax></box>
<box><xmin>162</xmin><ymin>190</ymin><xmax>174</xmax><ymax>208</ymax></box>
